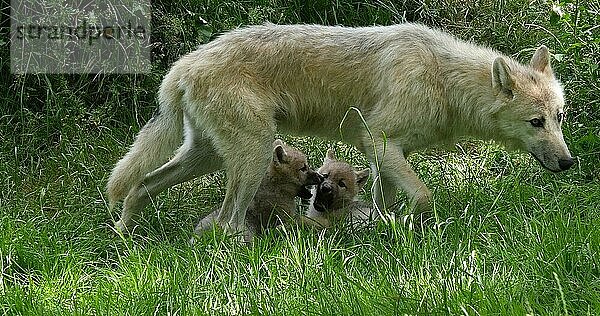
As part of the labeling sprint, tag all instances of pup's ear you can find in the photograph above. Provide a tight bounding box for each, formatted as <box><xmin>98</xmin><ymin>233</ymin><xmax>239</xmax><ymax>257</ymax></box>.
<box><xmin>355</xmin><ymin>168</ymin><xmax>370</xmax><ymax>189</ymax></box>
<box><xmin>273</xmin><ymin>139</ymin><xmax>284</xmax><ymax>147</ymax></box>
<box><xmin>530</xmin><ymin>45</ymin><xmax>554</xmax><ymax>78</ymax></box>
<box><xmin>273</xmin><ymin>144</ymin><xmax>287</xmax><ymax>165</ymax></box>
<box><xmin>492</xmin><ymin>57</ymin><xmax>515</xmax><ymax>99</ymax></box>
<box><xmin>324</xmin><ymin>149</ymin><xmax>336</xmax><ymax>163</ymax></box>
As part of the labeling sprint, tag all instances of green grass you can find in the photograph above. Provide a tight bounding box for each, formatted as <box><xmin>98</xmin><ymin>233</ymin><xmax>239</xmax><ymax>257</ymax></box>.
<box><xmin>1</xmin><ymin>0</ymin><xmax>599</xmax><ymax>315</ymax></box>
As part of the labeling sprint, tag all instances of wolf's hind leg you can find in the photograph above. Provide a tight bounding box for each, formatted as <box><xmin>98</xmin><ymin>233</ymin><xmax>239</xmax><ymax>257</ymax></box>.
<box><xmin>212</xmin><ymin>140</ymin><xmax>273</xmax><ymax>241</ymax></box>
<box><xmin>116</xmin><ymin>136</ymin><xmax>222</xmax><ymax>232</ymax></box>
<box><xmin>196</xmin><ymin>120</ymin><xmax>274</xmax><ymax>242</ymax></box>
<box><xmin>365</xmin><ymin>138</ymin><xmax>432</xmax><ymax>219</ymax></box>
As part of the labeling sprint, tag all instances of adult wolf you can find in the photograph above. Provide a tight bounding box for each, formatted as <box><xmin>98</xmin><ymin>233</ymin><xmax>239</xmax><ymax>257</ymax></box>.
<box><xmin>107</xmin><ymin>23</ymin><xmax>573</xmax><ymax>235</ymax></box>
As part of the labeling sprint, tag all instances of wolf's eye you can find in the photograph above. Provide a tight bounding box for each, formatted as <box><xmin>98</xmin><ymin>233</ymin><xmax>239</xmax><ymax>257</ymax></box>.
<box><xmin>338</xmin><ymin>180</ymin><xmax>346</xmax><ymax>188</ymax></box>
<box><xmin>322</xmin><ymin>173</ymin><xmax>329</xmax><ymax>179</ymax></box>
<box><xmin>300</xmin><ymin>165</ymin><xmax>308</xmax><ymax>172</ymax></box>
<box><xmin>529</xmin><ymin>118</ymin><xmax>544</xmax><ymax>128</ymax></box>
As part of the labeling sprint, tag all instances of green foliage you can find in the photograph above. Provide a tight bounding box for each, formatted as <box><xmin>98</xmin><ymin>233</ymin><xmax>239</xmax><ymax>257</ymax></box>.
<box><xmin>1</xmin><ymin>0</ymin><xmax>599</xmax><ymax>315</ymax></box>
<box><xmin>546</xmin><ymin>0</ymin><xmax>600</xmax><ymax>173</ymax></box>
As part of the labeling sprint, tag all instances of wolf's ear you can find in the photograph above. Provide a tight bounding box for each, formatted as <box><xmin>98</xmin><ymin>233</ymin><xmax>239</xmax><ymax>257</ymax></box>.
<box><xmin>273</xmin><ymin>145</ymin><xmax>287</xmax><ymax>165</ymax></box>
<box><xmin>355</xmin><ymin>168</ymin><xmax>370</xmax><ymax>188</ymax></box>
<box><xmin>492</xmin><ymin>57</ymin><xmax>515</xmax><ymax>99</ymax></box>
<box><xmin>324</xmin><ymin>149</ymin><xmax>337</xmax><ymax>163</ymax></box>
<box><xmin>530</xmin><ymin>45</ymin><xmax>554</xmax><ymax>78</ymax></box>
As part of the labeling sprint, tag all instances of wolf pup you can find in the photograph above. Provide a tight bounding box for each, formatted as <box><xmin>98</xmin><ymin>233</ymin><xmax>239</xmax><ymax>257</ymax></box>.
<box><xmin>194</xmin><ymin>139</ymin><xmax>322</xmax><ymax>241</ymax></box>
<box><xmin>107</xmin><ymin>23</ymin><xmax>573</xmax><ymax>236</ymax></box>
<box><xmin>304</xmin><ymin>150</ymin><xmax>371</xmax><ymax>228</ymax></box>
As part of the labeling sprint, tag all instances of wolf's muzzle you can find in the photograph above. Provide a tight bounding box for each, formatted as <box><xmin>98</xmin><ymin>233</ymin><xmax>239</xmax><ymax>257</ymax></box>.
<box><xmin>530</xmin><ymin>152</ymin><xmax>574</xmax><ymax>173</ymax></box>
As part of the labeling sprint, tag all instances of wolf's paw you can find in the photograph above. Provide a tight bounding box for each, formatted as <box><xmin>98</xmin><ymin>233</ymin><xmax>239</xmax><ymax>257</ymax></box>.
<box><xmin>190</xmin><ymin>216</ymin><xmax>254</xmax><ymax>244</ymax></box>
<box><xmin>401</xmin><ymin>210</ymin><xmax>434</xmax><ymax>232</ymax></box>
<box><xmin>188</xmin><ymin>234</ymin><xmax>201</xmax><ymax>245</ymax></box>
<box><xmin>224</xmin><ymin>223</ymin><xmax>254</xmax><ymax>244</ymax></box>
<box><xmin>114</xmin><ymin>219</ymin><xmax>132</xmax><ymax>235</ymax></box>
<box><xmin>191</xmin><ymin>215</ymin><xmax>218</xmax><ymax>244</ymax></box>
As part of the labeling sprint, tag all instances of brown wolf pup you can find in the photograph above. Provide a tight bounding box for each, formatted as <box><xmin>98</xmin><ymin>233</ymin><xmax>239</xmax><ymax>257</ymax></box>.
<box><xmin>304</xmin><ymin>150</ymin><xmax>372</xmax><ymax>228</ymax></box>
<box><xmin>108</xmin><ymin>23</ymin><xmax>573</xmax><ymax>236</ymax></box>
<box><xmin>194</xmin><ymin>139</ymin><xmax>322</xmax><ymax>241</ymax></box>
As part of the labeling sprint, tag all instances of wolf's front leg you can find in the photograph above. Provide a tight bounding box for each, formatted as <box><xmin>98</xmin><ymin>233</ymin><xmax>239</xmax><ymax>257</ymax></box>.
<box><xmin>205</xmin><ymin>136</ymin><xmax>273</xmax><ymax>243</ymax></box>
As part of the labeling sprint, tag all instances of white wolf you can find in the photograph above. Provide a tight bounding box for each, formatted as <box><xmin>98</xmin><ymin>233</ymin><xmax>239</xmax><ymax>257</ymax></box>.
<box><xmin>107</xmin><ymin>23</ymin><xmax>572</xmax><ymax>235</ymax></box>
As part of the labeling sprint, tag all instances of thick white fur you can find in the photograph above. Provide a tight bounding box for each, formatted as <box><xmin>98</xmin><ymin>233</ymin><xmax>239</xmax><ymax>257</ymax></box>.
<box><xmin>107</xmin><ymin>23</ymin><xmax>572</xmax><ymax>233</ymax></box>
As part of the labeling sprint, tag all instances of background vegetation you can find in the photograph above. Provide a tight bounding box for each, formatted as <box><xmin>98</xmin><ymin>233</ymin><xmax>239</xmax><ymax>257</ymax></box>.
<box><xmin>1</xmin><ymin>0</ymin><xmax>598</xmax><ymax>314</ymax></box>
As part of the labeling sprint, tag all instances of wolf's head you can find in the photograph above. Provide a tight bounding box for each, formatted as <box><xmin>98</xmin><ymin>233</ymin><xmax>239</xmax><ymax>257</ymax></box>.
<box><xmin>271</xmin><ymin>139</ymin><xmax>322</xmax><ymax>198</ymax></box>
<box><xmin>491</xmin><ymin>45</ymin><xmax>573</xmax><ymax>172</ymax></box>
<box><xmin>312</xmin><ymin>149</ymin><xmax>370</xmax><ymax>213</ymax></box>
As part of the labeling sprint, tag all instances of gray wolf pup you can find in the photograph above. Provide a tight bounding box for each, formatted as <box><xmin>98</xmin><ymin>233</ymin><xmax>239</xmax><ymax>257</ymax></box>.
<box><xmin>305</xmin><ymin>149</ymin><xmax>372</xmax><ymax>228</ymax></box>
<box><xmin>195</xmin><ymin>139</ymin><xmax>322</xmax><ymax>240</ymax></box>
<box><xmin>107</xmin><ymin>23</ymin><xmax>573</xmax><ymax>235</ymax></box>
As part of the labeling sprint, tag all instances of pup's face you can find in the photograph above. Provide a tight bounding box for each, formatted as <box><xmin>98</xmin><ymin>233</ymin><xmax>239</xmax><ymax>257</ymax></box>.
<box><xmin>271</xmin><ymin>140</ymin><xmax>322</xmax><ymax>199</ymax></box>
<box><xmin>492</xmin><ymin>46</ymin><xmax>573</xmax><ymax>172</ymax></box>
<box><xmin>312</xmin><ymin>150</ymin><xmax>369</xmax><ymax>212</ymax></box>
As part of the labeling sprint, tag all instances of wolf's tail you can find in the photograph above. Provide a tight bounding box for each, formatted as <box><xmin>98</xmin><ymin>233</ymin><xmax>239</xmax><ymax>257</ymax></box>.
<box><xmin>106</xmin><ymin>69</ymin><xmax>184</xmax><ymax>207</ymax></box>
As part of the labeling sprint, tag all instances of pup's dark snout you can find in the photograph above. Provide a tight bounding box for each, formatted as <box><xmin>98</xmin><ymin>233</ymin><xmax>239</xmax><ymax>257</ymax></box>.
<box><xmin>307</xmin><ymin>170</ymin><xmax>324</xmax><ymax>185</ymax></box>
<box><xmin>558</xmin><ymin>158</ymin><xmax>574</xmax><ymax>171</ymax></box>
<box><xmin>315</xmin><ymin>172</ymin><xmax>324</xmax><ymax>183</ymax></box>
<box><xmin>320</xmin><ymin>183</ymin><xmax>333</xmax><ymax>194</ymax></box>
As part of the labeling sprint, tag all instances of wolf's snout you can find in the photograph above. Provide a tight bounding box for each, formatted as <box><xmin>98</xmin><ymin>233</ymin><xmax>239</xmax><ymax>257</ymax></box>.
<box><xmin>558</xmin><ymin>158</ymin><xmax>574</xmax><ymax>171</ymax></box>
